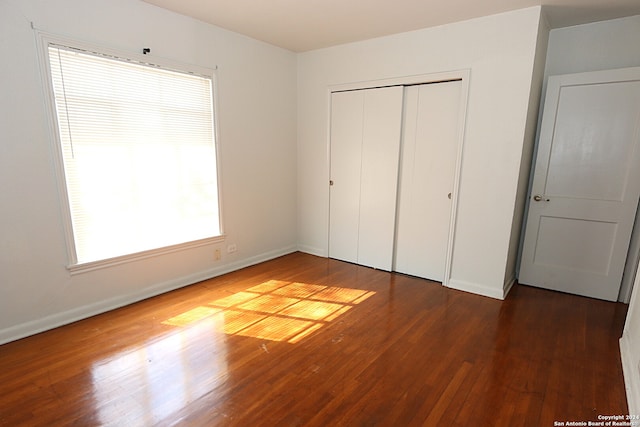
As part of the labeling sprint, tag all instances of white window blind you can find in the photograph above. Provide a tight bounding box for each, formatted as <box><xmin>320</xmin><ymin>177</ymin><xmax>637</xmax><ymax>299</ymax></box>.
<box><xmin>47</xmin><ymin>44</ymin><xmax>221</xmax><ymax>265</ymax></box>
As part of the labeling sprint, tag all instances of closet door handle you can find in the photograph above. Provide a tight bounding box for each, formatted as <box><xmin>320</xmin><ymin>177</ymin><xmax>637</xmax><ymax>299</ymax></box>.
<box><xmin>447</xmin><ymin>192</ymin><xmax>452</xmax><ymax>199</ymax></box>
<box><xmin>533</xmin><ymin>194</ymin><xmax>549</xmax><ymax>202</ymax></box>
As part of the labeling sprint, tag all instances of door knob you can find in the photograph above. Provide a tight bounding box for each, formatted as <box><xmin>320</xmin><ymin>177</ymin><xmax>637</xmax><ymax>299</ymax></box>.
<box><xmin>533</xmin><ymin>194</ymin><xmax>549</xmax><ymax>202</ymax></box>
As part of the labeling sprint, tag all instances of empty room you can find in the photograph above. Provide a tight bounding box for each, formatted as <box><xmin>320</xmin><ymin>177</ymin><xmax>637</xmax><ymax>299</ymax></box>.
<box><xmin>2</xmin><ymin>0</ymin><xmax>640</xmax><ymax>425</ymax></box>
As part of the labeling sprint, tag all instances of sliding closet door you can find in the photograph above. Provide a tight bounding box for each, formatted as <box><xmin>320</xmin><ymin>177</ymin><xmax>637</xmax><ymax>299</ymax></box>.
<box><xmin>328</xmin><ymin>91</ymin><xmax>364</xmax><ymax>264</ymax></box>
<box><xmin>394</xmin><ymin>81</ymin><xmax>462</xmax><ymax>282</ymax></box>
<box><xmin>329</xmin><ymin>86</ymin><xmax>403</xmax><ymax>270</ymax></box>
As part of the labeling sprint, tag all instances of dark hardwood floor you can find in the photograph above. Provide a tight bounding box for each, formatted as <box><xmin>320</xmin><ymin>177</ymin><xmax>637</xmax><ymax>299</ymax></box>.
<box><xmin>0</xmin><ymin>252</ymin><xmax>629</xmax><ymax>426</ymax></box>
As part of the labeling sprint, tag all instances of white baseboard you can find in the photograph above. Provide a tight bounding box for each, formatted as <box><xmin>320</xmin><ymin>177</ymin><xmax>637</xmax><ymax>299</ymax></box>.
<box><xmin>446</xmin><ymin>278</ymin><xmax>508</xmax><ymax>300</ymax></box>
<box><xmin>0</xmin><ymin>245</ymin><xmax>297</xmax><ymax>345</ymax></box>
<box><xmin>503</xmin><ymin>277</ymin><xmax>516</xmax><ymax>298</ymax></box>
<box><xmin>620</xmin><ymin>335</ymin><xmax>639</xmax><ymax>416</ymax></box>
<box><xmin>297</xmin><ymin>244</ymin><xmax>327</xmax><ymax>258</ymax></box>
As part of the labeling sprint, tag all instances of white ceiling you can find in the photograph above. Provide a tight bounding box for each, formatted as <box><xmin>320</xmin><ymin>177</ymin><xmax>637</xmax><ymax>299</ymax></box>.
<box><xmin>142</xmin><ymin>0</ymin><xmax>640</xmax><ymax>52</ymax></box>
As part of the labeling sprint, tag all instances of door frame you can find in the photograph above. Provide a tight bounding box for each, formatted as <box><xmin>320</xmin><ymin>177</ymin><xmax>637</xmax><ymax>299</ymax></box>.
<box><xmin>326</xmin><ymin>69</ymin><xmax>470</xmax><ymax>287</ymax></box>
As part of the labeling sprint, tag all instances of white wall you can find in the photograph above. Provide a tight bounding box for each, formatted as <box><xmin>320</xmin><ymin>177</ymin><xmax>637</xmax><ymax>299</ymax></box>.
<box><xmin>0</xmin><ymin>0</ymin><xmax>298</xmax><ymax>344</ymax></box>
<box><xmin>545</xmin><ymin>15</ymin><xmax>640</xmax><ymax>76</ymax></box>
<box><xmin>622</xmin><ymin>271</ymin><xmax>640</xmax><ymax>416</ymax></box>
<box><xmin>504</xmin><ymin>13</ymin><xmax>550</xmax><ymax>286</ymax></box>
<box><xmin>297</xmin><ymin>7</ymin><xmax>546</xmax><ymax>299</ymax></box>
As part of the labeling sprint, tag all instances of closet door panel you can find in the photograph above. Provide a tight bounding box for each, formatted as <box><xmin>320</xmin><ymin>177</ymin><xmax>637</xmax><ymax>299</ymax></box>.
<box><xmin>394</xmin><ymin>81</ymin><xmax>462</xmax><ymax>281</ymax></box>
<box><xmin>358</xmin><ymin>86</ymin><xmax>404</xmax><ymax>270</ymax></box>
<box><xmin>329</xmin><ymin>90</ymin><xmax>364</xmax><ymax>264</ymax></box>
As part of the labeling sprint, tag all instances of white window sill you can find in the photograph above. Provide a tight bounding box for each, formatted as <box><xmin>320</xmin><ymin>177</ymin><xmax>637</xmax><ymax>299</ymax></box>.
<box><xmin>67</xmin><ymin>235</ymin><xmax>225</xmax><ymax>275</ymax></box>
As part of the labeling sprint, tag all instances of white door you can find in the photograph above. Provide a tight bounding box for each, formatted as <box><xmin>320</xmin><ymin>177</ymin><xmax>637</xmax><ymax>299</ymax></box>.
<box><xmin>519</xmin><ymin>67</ymin><xmax>640</xmax><ymax>301</ymax></box>
<box><xmin>328</xmin><ymin>86</ymin><xmax>404</xmax><ymax>270</ymax></box>
<box><xmin>394</xmin><ymin>81</ymin><xmax>463</xmax><ymax>282</ymax></box>
<box><xmin>328</xmin><ymin>90</ymin><xmax>363</xmax><ymax>265</ymax></box>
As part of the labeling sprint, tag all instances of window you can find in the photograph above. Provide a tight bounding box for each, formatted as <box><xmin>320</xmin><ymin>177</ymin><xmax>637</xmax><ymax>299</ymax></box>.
<box><xmin>44</xmin><ymin>41</ymin><xmax>222</xmax><ymax>268</ymax></box>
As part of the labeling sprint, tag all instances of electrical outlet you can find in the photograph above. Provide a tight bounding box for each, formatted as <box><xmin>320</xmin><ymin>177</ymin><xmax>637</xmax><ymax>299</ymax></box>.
<box><xmin>227</xmin><ymin>244</ymin><xmax>237</xmax><ymax>253</ymax></box>
<box><xmin>214</xmin><ymin>249</ymin><xmax>221</xmax><ymax>260</ymax></box>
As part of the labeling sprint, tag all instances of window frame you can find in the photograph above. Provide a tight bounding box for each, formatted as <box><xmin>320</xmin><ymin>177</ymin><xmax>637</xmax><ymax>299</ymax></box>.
<box><xmin>36</xmin><ymin>32</ymin><xmax>225</xmax><ymax>274</ymax></box>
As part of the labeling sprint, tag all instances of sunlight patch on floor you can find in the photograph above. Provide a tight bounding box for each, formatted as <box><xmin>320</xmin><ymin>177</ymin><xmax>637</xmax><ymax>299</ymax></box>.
<box><xmin>162</xmin><ymin>280</ymin><xmax>375</xmax><ymax>343</ymax></box>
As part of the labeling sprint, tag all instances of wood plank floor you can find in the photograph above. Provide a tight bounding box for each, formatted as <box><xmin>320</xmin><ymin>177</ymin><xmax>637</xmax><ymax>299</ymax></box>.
<box><xmin>0</xmin><ymin>252</ymin><xmax>629</xmax><ymax>426</ymax></box>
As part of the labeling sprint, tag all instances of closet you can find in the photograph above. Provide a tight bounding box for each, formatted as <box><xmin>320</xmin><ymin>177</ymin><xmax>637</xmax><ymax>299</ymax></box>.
<box><xmin>328</xmin><ymin>79</ymin><xmax>463</xmax><ymax>282</ymax></box>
